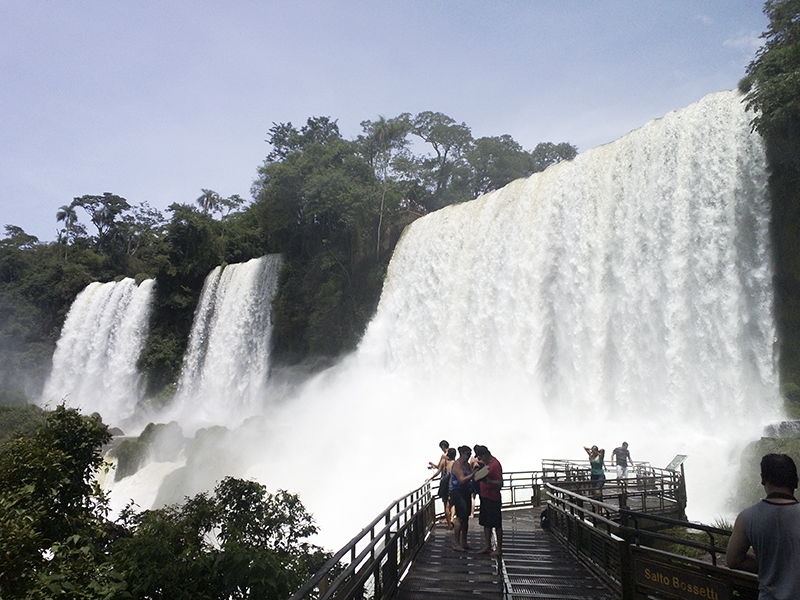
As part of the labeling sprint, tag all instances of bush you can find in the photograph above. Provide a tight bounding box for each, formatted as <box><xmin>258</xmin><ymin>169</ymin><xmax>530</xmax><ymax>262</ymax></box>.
<box><xmin>0</xmin><ymin>403</ymin><xmax>43</xmax><ymax>444</ymax></box>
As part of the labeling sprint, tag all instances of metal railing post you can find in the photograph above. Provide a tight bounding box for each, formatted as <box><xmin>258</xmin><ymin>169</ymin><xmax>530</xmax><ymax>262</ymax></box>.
<box><xmin>618</xmin><ymin>532</ymin><xmax>636</xmax><ymax>600</ymax></box>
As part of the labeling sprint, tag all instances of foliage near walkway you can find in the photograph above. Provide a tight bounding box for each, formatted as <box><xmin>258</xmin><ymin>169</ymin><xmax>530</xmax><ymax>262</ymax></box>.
<box><xmin>0</xmin><ymin>405</ymin><xmax>330</xmax><ymax>600</ymax></box>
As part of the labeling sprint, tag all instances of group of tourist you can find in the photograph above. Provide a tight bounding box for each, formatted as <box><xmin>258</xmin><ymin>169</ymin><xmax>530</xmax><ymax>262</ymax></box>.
<box><xmin>427</xmin><ymin>440</ymin><xmax>503</xmax><ymax>556</ymax></box>
<box><xmin>428</xmin><ymin>439</ymin><xmax>800</xmax><ymax>599</ymax></box>
<box><xmin>583</xmin><ymin>441</ymin><xmax>633</xmax><ymax>498</ymax></box>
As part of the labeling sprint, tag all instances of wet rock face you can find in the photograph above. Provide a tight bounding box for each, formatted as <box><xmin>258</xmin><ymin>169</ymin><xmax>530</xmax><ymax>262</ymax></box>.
<box><xmin>763</xmin><ymin>421</ymin><xmax>800</xmax><ymax>438</ymax></box>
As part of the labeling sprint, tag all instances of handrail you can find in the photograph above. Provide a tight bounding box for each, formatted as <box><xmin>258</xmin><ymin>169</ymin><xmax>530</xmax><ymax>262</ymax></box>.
<box><xmin>289</xmin><ymin>470</ymin><xmax>545</xmax><ymax>600</ymax></box>
<box><xmin>545</xmin><ymin>482</ymin><xmax>759</xmax><ymax>599</ymax></box>
<box><xmin>288</xmin><ymin>482</ymin><xmax>435</xmax><ymax>600</ymax></box>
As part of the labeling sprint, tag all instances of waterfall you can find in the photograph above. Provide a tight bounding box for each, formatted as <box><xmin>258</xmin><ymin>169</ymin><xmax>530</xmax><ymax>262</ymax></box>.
<box><xmin>119</xmin><ymin>90</ymin><xmax>783</xmax><ymax>549</ymax></box>
<box><xmin>358</xmin><ymin>89</ymin><xmax>779</xmax><ymax>424</ymax></box>
<box><xmin>242</xmin><ymin>90</ymin><xmax>782</xmax><ymax>545</ymax></box>
<box><xmin>41</xmin><ymin>278</ymin><xmax>155</xmax><ymax>426</ymax></box>
<box><xmin>168</xmin><ymin>254</ymin><xmax>282</xmax><ymax>429</ymax></box>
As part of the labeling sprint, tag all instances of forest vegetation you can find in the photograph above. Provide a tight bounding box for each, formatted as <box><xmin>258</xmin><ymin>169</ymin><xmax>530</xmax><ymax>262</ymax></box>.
<box><xmin>738</xmin><ymin>0</ymin><xmax>800</xmax><ymax>403</ymax></box>
<box><xmin>0</xmin><ymin>405</ymin><xmax>332</xmax><ymax>599</ymax></box>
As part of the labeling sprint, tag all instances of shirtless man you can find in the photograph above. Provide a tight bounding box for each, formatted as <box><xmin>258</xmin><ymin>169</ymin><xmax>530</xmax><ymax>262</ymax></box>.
<box><xmin>428</xmin><ymin>440</ymin><xmax>449</xmax><ymax>472</ymax></box>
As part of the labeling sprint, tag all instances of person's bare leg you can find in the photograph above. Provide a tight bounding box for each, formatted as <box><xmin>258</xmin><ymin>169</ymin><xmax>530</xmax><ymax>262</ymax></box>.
<box><xmin>453</xmin><ymin>517</ymin><xmax>465</xmax><ymax>551</ymax></box>
<box><xmin>461</xmin><ymin>519</ymin><xmax>469</xmax><ymax>550</ymax></box>
<box><xmin>478</xmin><ymin>527</ymin><xmax>492</xmax><ymax>554</ymax></box>
<box><xmin>490</xmin><ymin>528</ymin><xmax>503</xmax><ymax>556</ymax></box>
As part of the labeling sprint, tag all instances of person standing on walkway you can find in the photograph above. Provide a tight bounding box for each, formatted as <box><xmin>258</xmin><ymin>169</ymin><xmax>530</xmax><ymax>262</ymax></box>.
<box><xmin>611</xmin><ymin>442</ymin><xmax>633</xmax><ymax>479</ymax></box>
<box><xmin>450</xmin><ymin>445</ymin><xmax>475</xmax><ymax>552</ymax></box>
<box><xmin>428</xmin><ymin>447</ymin><xmax>456</xmax><ymax>528</ymax></box>
<box><xmin>428</xmin><ymin>439</ymin><xmax>449</xmax><ymax>472</ymax></box>
<box><xmin>475</xmin><ymin>446</ymin><xmax>503</xmax><ymax>556</ymax></box>
<box><xmin>584</xmin><ymin>445</ymin><xmax>606</xmax><ymax>499</ymax></box>
<box><xmin>727</xmin><ymin>453</ymin><xmax>800</xmax><ymax>599</ymax></box>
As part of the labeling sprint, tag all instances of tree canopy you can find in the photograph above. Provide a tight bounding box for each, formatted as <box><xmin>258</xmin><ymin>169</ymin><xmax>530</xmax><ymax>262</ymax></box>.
<box><xmin>742</xmin><ymin>0</ymin><xmax>800</xmax><ymax>138</ymax></box>
<box><xmin>741</xmin><ymin>0</ymin><xmax>800</xmax><ymax>392</ymax></box>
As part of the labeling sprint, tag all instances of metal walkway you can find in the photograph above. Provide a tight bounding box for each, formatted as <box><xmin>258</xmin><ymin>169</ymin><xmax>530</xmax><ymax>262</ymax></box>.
<box><xmin>396</xmin><ymin>507</ymin><xmax>614</xmax><ymax>599</ymax></box>
<box><xmin>288</xmin><ymin>464</ymin><xmax>740</xmax><ymax>600</ymax></box>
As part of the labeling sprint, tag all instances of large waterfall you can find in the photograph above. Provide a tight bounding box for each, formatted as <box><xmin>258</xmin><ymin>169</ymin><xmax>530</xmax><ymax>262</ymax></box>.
<box><xmin>166</xmin><ymin>254</ymin><xmax>283</xmax><ymax>430</ymax></box>
<box><xmin>110</xmin><ymin>90</ymin><xmax>783</xmax><ymax>550</ymax></box>
<box><xmin>41</xmin><ymin>278</ymin><xmax>155</xmax><ymax>426</ymax></box>
<box><xmin>358</xmin><ymin>89</ymin><xmax>777</xmax><ymax>424</ymax></box>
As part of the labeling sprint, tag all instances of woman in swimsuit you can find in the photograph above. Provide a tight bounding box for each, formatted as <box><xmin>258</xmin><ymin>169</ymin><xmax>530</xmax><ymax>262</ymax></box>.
<box><xmin>584</xmin><ymin>445</ymin><xmax>606</xmax><ymax>499</ymax></box>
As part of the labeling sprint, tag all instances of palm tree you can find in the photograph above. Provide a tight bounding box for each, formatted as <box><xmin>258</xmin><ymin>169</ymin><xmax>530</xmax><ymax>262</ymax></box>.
<box><xmin>196</xmin><ymin>189</ymin><xmax>221</xmax><ymax>214</ymax></box>
<box><xmin>56</xmin><ymin>204</ymin><xmax>78</xmax><ymax>260</ymax></box>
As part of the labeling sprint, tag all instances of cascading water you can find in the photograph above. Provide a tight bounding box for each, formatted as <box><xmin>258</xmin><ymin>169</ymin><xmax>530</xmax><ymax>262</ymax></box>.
<box><xmin>240</xmin><ymin>90</ymin><xmax>783</xmax><ymax>547</ymax></box>
<box><xmin>358</xmin><ymin>89</ymin><xmax>777</xmax><ymax>424</ymax></box>
<box><xmin>167</xmin><ymin>254</ymin><xmax>283</xmax><ymax>430</ymax></box>
<box><xmin>113</xmin><ymin>90</ymin><xmax>784</xmax><ymax>550</ymax></box>
<box><xmin>41</xmin><ymin>278</ymin><xmax>155</xmax><ymax>427</ymax></box>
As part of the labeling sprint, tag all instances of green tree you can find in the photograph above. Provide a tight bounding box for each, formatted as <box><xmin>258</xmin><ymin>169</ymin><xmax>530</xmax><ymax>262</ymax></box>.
<box><xmin>196</xmin><ymin>188</ymin><xmax>222</xmax><ymax>214</ymax></box>
<box><xmin>71</xmin><ymin>193</ymin><xmax>132</xmax><ymax>256</ymax></box>
<box><xmin>118</xmin><ymin>202</ymin><xmax>165</xmax><ymax>258</ymax></box>
<box><xmin>741</xmin><ymin>0</ymin><xmax>800</xmax><ymax>388</ymax></box>
<box><xmin>0</xmin><ymin>405</ymin><xmax>122</xmax><ymax>599</ymax></box>
<box><xmin>138</xmin><ymin>203</ymin><xmax>223</xmax><ymax>395</ymax></box>
<box><xmin>357</xmin><ymin>115</ymin><xmax>412</xmax><ymax>259</ymax></box>
<box><xmin>466</xmin><ymin>135</ymin><xmax>533</xmax><ymax>197</ymax></box>
<box><xmin>56</xmin><ymin>204</ymin><xmax>88</xmax><ymax>259</ymax></box>
<box><xmin>0</xmin><ymin>406</ymin><xmax>332</xmax><ymax>599</ymax></box>
<box><xmin>742</xmin><ymin>0</ymin><xmax>800</xmax><ymax>138</ymax></box>
<box><xmin>253</xmin><ymin>117</ymin><xmax>386</xmax><ymax>360</ymax></box>
<box><xmin>530</xmin><ymin>141</ymin><xmax>578</xmax><ymax>173</ymax></box>
<box><xmin>410</xmin><ymin>111</ymin><xmax>474</xmax><ymax>210</ymax></box>
<box><xmin>112</xmin><ymin>477</ymin><xmax>330</xmax><ymax>600</ymax></box>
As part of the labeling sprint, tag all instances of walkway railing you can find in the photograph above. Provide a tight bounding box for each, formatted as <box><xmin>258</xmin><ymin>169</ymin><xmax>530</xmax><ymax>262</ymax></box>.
<box><xmin>288</xmin><ymin>483</ymin><xmax>435</xmax><ymax>600</ymax></box>
<box><xmin>289</xmin><ymin>461</ymin><xmax>757</xmax><ymax>600</ymax></box>
<box><xmin>542</xmin><ymin>459</ymin><xmax>686</xmax><ymax>513</ymax></box>
<box><xmin>546</xmin><ymin>483</ymin><xmax>759</xmax><ymax>600</ymax></box>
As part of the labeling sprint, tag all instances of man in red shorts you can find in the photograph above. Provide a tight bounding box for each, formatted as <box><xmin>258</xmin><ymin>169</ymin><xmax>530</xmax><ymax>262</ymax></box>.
<box><xmin>475</xmin><ymin>445</ymin><xmax>503</xmax><ymax>556</ymax></box>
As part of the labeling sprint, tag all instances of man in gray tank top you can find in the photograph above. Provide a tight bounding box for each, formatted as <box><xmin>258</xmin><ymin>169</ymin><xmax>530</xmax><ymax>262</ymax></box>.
<box><xmin>727</xmin><ymin>453</ymin><xmax>800</xmax><ymax>600</ymax></box>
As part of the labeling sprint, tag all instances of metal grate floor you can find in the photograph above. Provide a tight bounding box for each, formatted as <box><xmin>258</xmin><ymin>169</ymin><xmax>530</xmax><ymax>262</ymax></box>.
<box><xmin>395</xmin><ymin>507</ymin><xmax>614</xmax><ymax>599</ymax></box>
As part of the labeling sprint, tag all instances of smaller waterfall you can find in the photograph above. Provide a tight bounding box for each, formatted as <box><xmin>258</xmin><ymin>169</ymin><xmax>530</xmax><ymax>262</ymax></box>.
<box><xmin>41</xmin><ymin>278</ymin><xmax>155</xmax><ymax>426</ymax></box>
<box><xmin>169</xmin><ymin>255</ymin><xmax>283</xmax><ymax>429</ymax></box>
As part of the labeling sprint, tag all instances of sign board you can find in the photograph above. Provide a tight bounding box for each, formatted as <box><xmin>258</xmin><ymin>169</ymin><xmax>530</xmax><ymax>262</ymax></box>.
<box><xmin>634</xmin><ymin>557</ymin><xmax>730</xmax><ymax>600</ymax></box>
<box><xmin>665</xmin><ymin>454</ymin><xmax>688</xmax><ymax>472</ymax></box>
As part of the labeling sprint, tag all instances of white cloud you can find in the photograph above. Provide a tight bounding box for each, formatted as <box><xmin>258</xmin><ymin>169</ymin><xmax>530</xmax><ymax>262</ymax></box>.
<box><xmin>724</xmin><ymin>30</ymin><xmax>764</xmax><ymax>54</ymax></box>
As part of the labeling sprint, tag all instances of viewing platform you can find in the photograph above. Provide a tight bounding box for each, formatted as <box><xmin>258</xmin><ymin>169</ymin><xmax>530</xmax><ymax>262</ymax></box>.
<box><xmin>290</xmin><ymin>458</ymin><xmax>759</xmax><ymax>600</ymax></box>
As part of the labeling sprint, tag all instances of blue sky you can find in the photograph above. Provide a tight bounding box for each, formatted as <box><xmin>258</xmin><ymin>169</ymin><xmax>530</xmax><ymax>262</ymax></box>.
<box><xmin>1</xmin><ymin>1</ymin><xmax>767</xmax><ymax>242</ymax></box>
